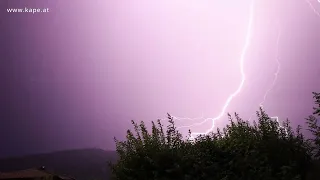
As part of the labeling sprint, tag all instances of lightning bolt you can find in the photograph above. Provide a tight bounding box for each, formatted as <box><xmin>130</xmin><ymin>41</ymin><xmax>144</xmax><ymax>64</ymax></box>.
<box><xmin>172</xmin><ymin>0</ymin><xmax>319</xmax><ymax>139</ymax></box>
<box><xmin>305</xmin><ymin>0</ymin><xmax>320</xmax><ymax>18</ymax></box>
<box><xmin>259</xmin><ymin>29</ymin><xmax>281</xmax><ymax>109</ymax></box>
<box><xmin>257</xmin><ymin>28</ymin><xmax>284</xmax><ymax>134</ymax></box>
<box><xmin>174</xmin><ymin>0</ymin><xmax>256</xmax><ymax>139</ymax></box>
<box><xmin>248</xmin><ymin>25</ymin><xmax>282</xmax><ymax>124</ymax></box>
<box><xmin>174</xmin><ymin>112</ymin><xmax>204</xmax><ymax>122</ymax></box>
<box><xmin>248</xmin><ymin>0</ymin><xmax>320</xmax><ymax>132</ymax></box>
<box><xmin>255</xmin><ymin>0</ymin><xmax>320</xmax><ymax>131</ymax></box>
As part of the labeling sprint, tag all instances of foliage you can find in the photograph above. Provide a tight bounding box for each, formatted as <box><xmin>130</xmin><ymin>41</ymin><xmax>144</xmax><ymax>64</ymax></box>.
<box><xmin>110</xmin><ymin>92</ymin><xmax>320</xmax><ymax>180</ymax></box>
<box><xmin>306</xmin><ymin>92</ymin><xmax>320</xmax><ymax>159</ymax></box>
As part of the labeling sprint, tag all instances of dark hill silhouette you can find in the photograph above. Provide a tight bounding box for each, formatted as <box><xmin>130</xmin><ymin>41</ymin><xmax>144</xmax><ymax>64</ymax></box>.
<box><xmin>0</xmin><ymin>148</ymin><xmax>118</xmax><ymax>180</ymax></box>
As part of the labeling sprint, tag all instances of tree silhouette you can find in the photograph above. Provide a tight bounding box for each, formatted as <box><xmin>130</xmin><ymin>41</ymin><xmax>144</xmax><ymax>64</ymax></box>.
<box><xmin>110</xmin><ymin>92</ymin><xmax>320</xmax><ymax>180</ymax></box>
<box><xmin>306</xmin><ymin>92</ymin><xmax>320</xmax><ymax>159</ymax></box>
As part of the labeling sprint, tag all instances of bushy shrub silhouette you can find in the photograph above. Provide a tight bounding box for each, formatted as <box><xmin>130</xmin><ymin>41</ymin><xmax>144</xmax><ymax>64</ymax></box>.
<box><xmin>110</xmin><ymin>92</ymin><xmax>320</xmax><ymax>180</ymax></box>
<box><xmin>306</xmin><ymin>92</ymin><xmax>320</xmax><ymax>159</ymax></box>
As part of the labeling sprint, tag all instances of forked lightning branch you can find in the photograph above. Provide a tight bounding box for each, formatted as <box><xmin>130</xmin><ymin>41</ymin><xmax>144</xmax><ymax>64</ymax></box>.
<box><xmin>174</xmin><ymin>0</ymin><xmax>320</xmax><ymax>139</ymax></box>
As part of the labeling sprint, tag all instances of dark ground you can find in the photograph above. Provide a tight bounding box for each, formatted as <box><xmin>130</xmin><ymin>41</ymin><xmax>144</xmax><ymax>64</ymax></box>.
<box><xmin>1</xmin><ymin>148</ymin><xmax>320</xmax><ymax>180</ymax></box>
<box><xmin>0</xmin><ymin>149</ymin><xmax>118</xmax><ymax>180</ymax></box>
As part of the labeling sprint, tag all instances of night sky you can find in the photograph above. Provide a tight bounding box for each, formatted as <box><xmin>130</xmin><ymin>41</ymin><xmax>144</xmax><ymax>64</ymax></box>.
<box><xmin>0</xmin><ymin>0</ymin><xmax>320</xmax><ymax>158</ymax></box>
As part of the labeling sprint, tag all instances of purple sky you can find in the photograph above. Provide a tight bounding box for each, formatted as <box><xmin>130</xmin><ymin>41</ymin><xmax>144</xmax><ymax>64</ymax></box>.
<box><xmin>0</xmin><ymin>0</ymin><xmax>320</xmax><ymax>157</ymax></box>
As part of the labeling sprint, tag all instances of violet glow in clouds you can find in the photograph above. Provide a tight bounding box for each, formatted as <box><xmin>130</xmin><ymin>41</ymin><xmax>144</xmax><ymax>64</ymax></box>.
<box><xmin>176</xmin><ymin>0</ymin><xmax>280</xmax><ymax>138</ymax></box>
<box><xmin>0</xmin><ymin>0</ymin><xmax>320</xmax><ymax>157</ymax></box>
<box><xmin>175</xmin><ymin>0</ymin><xmax>256</xmax><ymax>138</ymax></box>
<box><xmin>176</xmin><ymin>0</ymin><xmax>320</xmax><ymax>138</ymax></box>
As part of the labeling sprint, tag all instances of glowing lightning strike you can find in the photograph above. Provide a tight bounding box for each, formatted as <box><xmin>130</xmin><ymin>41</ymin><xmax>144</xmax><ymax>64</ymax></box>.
<box><xmin>260</xmin><ymin>0</ymin><xmax>320</xmax><ymax>125</ymax></box>
<box><xmin>248</xmin><ymin>26</ymin><xmax>282</xmax><ymax>123</ymax></box>
<box><xmin>174</xmin><ymin>0</ymin><xmax>256</xmax><ymax>139</ymax></box>
<box><xmin>173</xmin><ymin>112</ymin><xmax>204</xmax><ymax>121</ymax></box>
<box><xmin>258</xmin><ymin>0</ymin><xmax>320</xmax><ymax>133</ymax></box>
<box><xmin>305</xmin><ymin>0</ymin><xmax>320</xmax><ymax>18</ymax></box>
<box><xmin>259</xmin><ymin>30</ymin><xmax>281</xmax><ymax>109</ymax></box>
<box><xmin>257</xmin><ymin>0</ymin><xmax>320</xmax><ymax>128</ymax></box>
